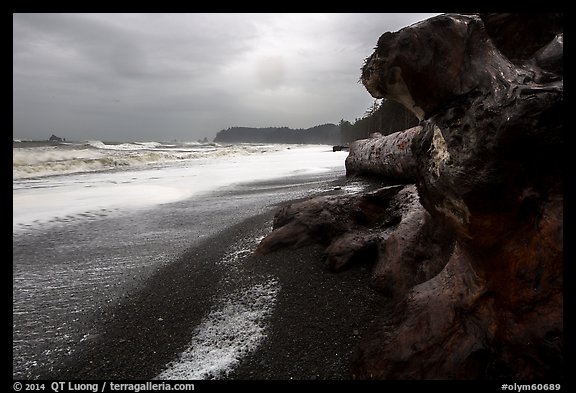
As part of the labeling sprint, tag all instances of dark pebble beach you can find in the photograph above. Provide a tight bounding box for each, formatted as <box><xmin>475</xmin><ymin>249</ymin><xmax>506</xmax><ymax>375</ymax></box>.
<box><xmin>18</xmin><ymin>173</ymin><xmax>391</xmax><ymax>381</ymax></box>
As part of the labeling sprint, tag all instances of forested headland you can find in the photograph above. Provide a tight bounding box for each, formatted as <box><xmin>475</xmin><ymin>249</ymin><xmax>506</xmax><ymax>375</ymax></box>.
<box><xmin>213</xmin><ymin>98</ymin><xmax>418</xmax><ymax>145</ymax></box>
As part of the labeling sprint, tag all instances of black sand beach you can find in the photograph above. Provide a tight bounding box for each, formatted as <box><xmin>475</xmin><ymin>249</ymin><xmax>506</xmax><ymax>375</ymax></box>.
<box><xmin>15</xmin><ymin>171</ymin><xmax>391</xmax><ymax>381</ymax></box>
<box><xmin>226</xmin><ymin>243</ymin><xmax>389</xmax><ymax>380</ymax></box>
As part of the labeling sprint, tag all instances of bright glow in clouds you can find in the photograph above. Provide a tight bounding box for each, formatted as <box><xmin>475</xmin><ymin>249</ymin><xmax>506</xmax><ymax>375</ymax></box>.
<box><xmin>13</xmin><ymin>13</ymin><xmax>439</xmax><ymax>142</ymax></box>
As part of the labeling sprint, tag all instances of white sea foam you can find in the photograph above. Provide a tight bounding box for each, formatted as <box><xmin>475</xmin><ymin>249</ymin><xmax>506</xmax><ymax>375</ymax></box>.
<box><xmin>13</xmin><ymin>144</ymin><xmax>348</xmax><ymax>233</ymax></box>
<box><xmin>218</xmin><ymin>234</ymin><xmax>268</xmax><ymax>268</ymax></box>
<box><xmin>342</xmin><ymin>181</ymin><xmax>369</xmax><ymax>194</ymax></box>
<box><xmin>155</xmin><ymin>278</ymin><xmax>280</xmax><ymax>380</ymax></box>
<box><xmin>13</xmin><ymin>141</ymin><xmax>286</xmax><ymax>180</ymax></box>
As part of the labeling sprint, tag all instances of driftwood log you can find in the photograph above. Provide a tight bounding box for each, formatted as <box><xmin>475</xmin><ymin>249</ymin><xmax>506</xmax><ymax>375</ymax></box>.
<box><xmin>257</xmin><ymin>13</ymin><xmax>563</xmax><ymax>380</ymax></box>
<box><xmin>345</xmin><ymin>126</ymin><xmax>421</xmax><ymax>179</ymax></box>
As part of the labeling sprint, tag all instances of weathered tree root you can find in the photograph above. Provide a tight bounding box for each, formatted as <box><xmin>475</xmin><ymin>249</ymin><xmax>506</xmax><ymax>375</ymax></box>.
<box><xmin>257</xmin><ymin>184</ymin><xmax>455</xmax><ymax>300</ymax></box>
<box><xmin>256</xmin><ymin>13</ymin><xmax>562</xmax><ymax>380</ymax></box>
<box><xmin>352</xmin><ymin>13</ymin><xmax>563</xmax><ymax>379</ymax></box>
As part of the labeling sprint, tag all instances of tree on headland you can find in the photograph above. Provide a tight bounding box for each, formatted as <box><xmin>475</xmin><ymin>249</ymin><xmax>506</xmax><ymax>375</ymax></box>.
<box><xmin>339</xmin><ymin>98</ymin><xmax>419</xmax><ymax>144</ymax></box>
<box><xmin>213</xmin><ymin>124</ymin><xmax>340</xmax><ymax>144</ymax></box>
<box><xmin>212</xmin><ymin>97</ymin><xmax>417</xmax><ymax>145</ymax></box>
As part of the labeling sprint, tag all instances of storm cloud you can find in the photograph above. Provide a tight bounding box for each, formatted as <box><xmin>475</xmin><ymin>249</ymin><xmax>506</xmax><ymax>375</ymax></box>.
<box><xmin>13</xmin><ymin>13</ymin><xmax>438</xmax><ymax>142</ymax></box>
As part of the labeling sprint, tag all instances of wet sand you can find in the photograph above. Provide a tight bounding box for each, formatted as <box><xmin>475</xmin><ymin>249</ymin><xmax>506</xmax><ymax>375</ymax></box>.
<box><xmin>36</xmin><ymin>211</ymin><xmax>389</xmax><ymax>380</ymax></box>
<box><xmin>226</xmin><ymin>244</ymin><xmax>390</xmax><ymax>380</ymax></box>
<box><xmin>18</xmin><ymin>173</ymin><xmax>390</xmax><ymax>380</ymax></box>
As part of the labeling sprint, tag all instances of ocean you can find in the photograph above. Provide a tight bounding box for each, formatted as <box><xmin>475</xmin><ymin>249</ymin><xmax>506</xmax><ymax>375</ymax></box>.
<box><xmin>13</xmin><ymin>140</ymin><xmax>349</xmax><ymax>233</ymax></box>
<box><xmin>13</xmin><ymin>139</ymin><xmax>351</xmax><ymax>379</ymax></box>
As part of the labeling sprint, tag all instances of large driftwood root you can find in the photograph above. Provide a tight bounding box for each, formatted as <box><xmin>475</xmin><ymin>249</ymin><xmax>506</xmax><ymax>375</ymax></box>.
<box><xmin>351</xmin><ymin>13</ymin><xmax>563</xmax><ymax>379</ymax></box>
<box><xmin>257</xmin><ymin>184</ymin><xmax>454</xmax><ymax>299</ymax></box>
<box><xmin>256</xmin><ymin>13</ymin><xmax>562</xmax><ymax>379</ymax></box>
<box><xmin>352</xmin><ymin>193</ymin><xmax>563</xmax><ymax>379</ymax></box>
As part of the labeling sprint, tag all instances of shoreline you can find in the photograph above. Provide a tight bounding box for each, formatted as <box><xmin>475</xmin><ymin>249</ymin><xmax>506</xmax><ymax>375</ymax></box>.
<box><xmin>27</xmin><ymin>174</ymin><xmax>391</xmax><ymax>380</ymax></box>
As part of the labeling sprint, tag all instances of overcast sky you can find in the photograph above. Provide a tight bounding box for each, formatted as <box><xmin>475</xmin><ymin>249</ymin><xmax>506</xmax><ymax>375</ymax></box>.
<box><xmin>13</xmin><ymin>13</ymin><xmax>439</xmax><ymax>142</ymax></box>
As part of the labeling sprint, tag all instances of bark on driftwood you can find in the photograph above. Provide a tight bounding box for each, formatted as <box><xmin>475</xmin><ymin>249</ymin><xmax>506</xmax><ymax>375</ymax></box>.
<box><xmin>351</xmin><ymin>13</ymin><xmax>563</xmax><ymax>379</ymax></box>
<box><xmin>345</xmin><ymin>126</ymin><xmax>421</xmax><ymax>179</ymax></box>
<box><xmin>256</xmin><ymin>12</ymin><xmax>562</xmax><ymax>380</ymax></box>
<box><xmin>256</xmin><ymin>184</ymin><xmax>454</xmax><ymax>299</ymax></box>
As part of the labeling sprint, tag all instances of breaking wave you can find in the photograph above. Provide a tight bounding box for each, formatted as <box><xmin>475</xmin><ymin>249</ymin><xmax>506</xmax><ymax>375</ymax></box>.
<box><xmin>13</xmin><ymin>140</ymin><xmax>287</xmax><ymax>180</ymax></box>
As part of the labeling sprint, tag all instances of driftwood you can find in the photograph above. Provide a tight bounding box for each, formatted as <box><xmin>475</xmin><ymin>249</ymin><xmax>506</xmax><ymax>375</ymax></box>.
<box><xmin>352</xmin><ymin>13</ymin><xmax>563</xmax><ymax>379</ymax></box>
<box><xmin>256</xmin><ymin>184</ymin><xmax>454</xmax><ymax>299</ymax></box>
<box><xmin>345</xmin><ymin>126</ymin><xmax>421</xmax><ymax>179</ymax></box>
<box><xmin>256</xmin><ymin>13</ymin><xmax>563</xmax><ymax>380</ymax></box>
